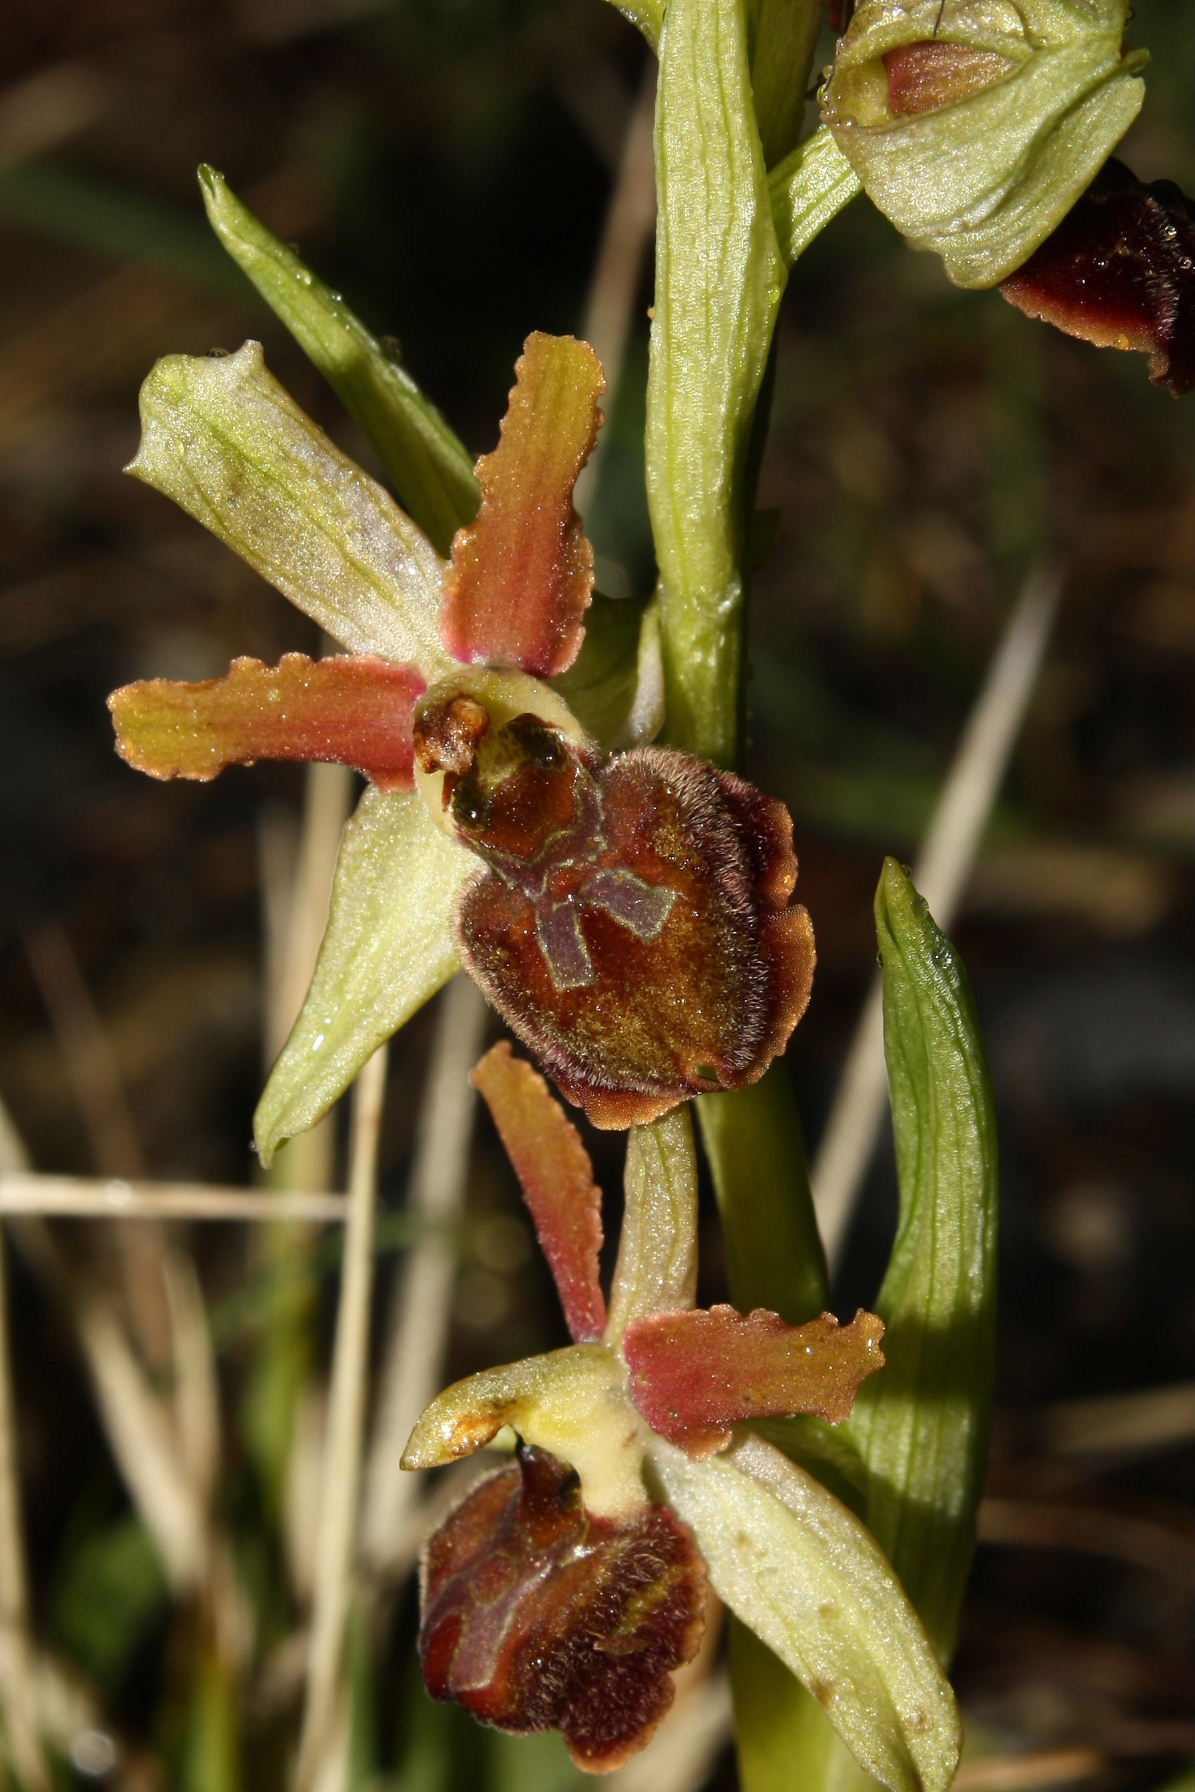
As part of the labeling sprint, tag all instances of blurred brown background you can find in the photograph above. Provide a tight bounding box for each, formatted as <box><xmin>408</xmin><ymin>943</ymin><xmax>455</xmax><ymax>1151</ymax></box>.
<box><xmin>0</xmin><ymin>0</ymin><xmax>1191</xmax><ymax>1786</ymax></box>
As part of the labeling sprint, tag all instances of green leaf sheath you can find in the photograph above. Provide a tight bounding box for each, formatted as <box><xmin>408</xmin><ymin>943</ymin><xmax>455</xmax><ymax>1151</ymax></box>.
<box><xmin>254</xmin><ymin>788</ymin><xmax>472</xmax><ymax>1164</ymax></box>
<box><xmin>199</xmin><ymin>167</ymin><xmax>479</xmax><ymax>554</ymax></box>
<box><xmin>768</xmin><ymin>127</ymin><xmax>864</xmax><ymax>268</ymax></box>
<box><xmin>844</xmin><ymin>858</ymin><xmax>999</xmax><ymax>1662</ymax></box>
<box><xmin>645</xmin><ymin>0</ymin><xmax>786</xmax><ymax>768</ymax></box>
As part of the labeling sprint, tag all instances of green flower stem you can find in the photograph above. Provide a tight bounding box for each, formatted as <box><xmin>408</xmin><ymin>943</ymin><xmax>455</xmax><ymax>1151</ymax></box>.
<box><xmin>643</xmin><ymin>4</ymin><xmax>872</xmax><ymax>1783</ymax></box>
<box><xmin>698</xmin><ymin>1071</ymin><xmax>827</xmax><ymax>1324</ymax></box>
<box><xmin>646</xmin><ymin>0</ymin><xmax>786</xmax><ymax>768</ymax></box>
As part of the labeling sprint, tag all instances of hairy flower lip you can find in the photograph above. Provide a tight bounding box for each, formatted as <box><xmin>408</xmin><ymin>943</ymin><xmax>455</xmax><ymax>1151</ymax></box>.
<box><xmin>999</xmin><ymin>157</ymin><xmax>1195</xmax><ymax>395</ymax></box>
<box><xmin>417</xmin><ymin>1443</ymin><xmax>708</xmax><ymax>1773</ymax></box>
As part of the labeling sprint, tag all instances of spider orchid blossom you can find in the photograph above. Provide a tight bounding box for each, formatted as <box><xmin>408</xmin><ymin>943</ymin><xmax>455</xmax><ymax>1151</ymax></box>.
<box><xmin>109</xmin><ymin>333</ymin><xmax>815</xmax><ymax>1158</ymax></box>
<box><xmin>400</xmin><ymin>1043</ymin><xmax>961</xmax><ymax>1788</ymax></box>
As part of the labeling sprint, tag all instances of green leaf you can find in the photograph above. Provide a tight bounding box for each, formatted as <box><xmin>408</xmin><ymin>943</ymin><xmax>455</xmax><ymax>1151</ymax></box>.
<box><xmin>652</xmin><ymin>1433</ymin><xmax>961</xmax><ymax>1792</ymax></box>
<box><xmin>254</xmin><ymin>786</ymin><xmax>469</xmax><ymax>1163</ymax></box>
<box><xmin>768</xmin><ymin>126</ymin><xmax>864</xmax><ymax>268</ymax></box>
<box><xmin>606</xmin><ymin>1106</ymin><xmax>698</xmax><ymax>1345</ymax></box>
<box><xmin>128</xmin><ymin>340</ymin><xmax>451</xmax><ymax>672</ymax></box>
<box><xmin>843</xmin><ymin>858</ymin><xmax>999</xmax><ymax>1661</ymax></box>
<box><xmin>645</xmin><ymin>0</ymin><xmax>786</xmax><ymax>765</ymax></box>
<box><xmin>49</xmin><ymin>1514</ymin><xmax>167</xmax><ymax>1689</ymax></box>
<box><xmin>199</xmin><ymin>167</ymin><xmax>478</xmax><ymax>556</ymax></box>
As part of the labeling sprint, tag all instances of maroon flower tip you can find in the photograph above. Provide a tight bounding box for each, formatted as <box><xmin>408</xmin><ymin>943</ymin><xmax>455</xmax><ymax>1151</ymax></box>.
<box><xmin>882</xmin><ymin>41</ymin><xmax>1015</xmax><ymax>117</ymax></box>
<box><xmin>1000</xmin><ymin>159</ymin><xmax>1195</xmax><ymax>396</ymax></box>
<box><xmin>454</xmin><ymin>733</ymin><xmax>816</xmax><ymax>1129</ymax></box>
<box><xmin>419</xmin><ymin>1445</ymin><xmax>707</xmax><ymax>1772</ymax></box>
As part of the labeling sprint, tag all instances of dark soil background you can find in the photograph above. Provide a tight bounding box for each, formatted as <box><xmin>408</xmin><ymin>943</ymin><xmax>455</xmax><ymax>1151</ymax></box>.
<box><xmin>0</xmin><ymin>0</ymin><xmax>1191</xmax><ymax>1787</ymax></box>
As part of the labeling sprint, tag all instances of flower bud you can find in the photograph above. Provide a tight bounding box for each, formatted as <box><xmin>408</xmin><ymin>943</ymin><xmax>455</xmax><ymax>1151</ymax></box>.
<box><xmin>821</xmin><ymin>0</ymin><xmax>1148</xmax><ymax>287</ymax></box>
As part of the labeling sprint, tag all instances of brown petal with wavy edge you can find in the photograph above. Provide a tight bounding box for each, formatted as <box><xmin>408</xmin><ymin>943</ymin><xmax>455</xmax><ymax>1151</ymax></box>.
<box><xmin>455</xmin><ymin>739</ymin><xmax>816</xmax><ymax>1129</ymax></box>
<box><xmin>419</xmin><ymin>1445</ymin><xmax>706</xmax><ymax>1773</ymax></box>
<box><xmin>109</xmin><ymin>653</ymin><xmax>425</xmax><ymax>788</ymax></box>
<box><xmin>1000</xmin><ymin>160</ymin><xmax>1195</xmax><ymax>397</ymax></box>
<box><xmin>624</xmin><ymin>1306</ymin><xmax>886</xmax><ymax>1454</ymax></box>
<box><xmin>471</xmin><ymin>1043</ymin><xmax>607</xmax><ymax>1343</ymax></box>
<box><xmin>440</xmin><ymin>333</ymin><xmax>604</xmax><ymax>677</ymax></box>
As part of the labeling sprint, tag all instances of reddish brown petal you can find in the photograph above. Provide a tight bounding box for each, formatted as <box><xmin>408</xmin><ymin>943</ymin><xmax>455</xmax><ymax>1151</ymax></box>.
<box><xmin>439</xmin><ymin>333</ymin><xmax>604</xmax><ymax>677</ymax></box>
<box><xmin>420</xmin><ymin>1445</ymin><xmax>706</xmax><ymax>1772</ymax></box>
<box><xmin>1000</xmin><ymin>159</ymin><xmax>1195</xmax><ymax>397</ymax></box>
<box><xmin>109</xmin><ymin>653</ymin><xmax>425</xmax><ymax>788</ymax></box>
<box><xmin>624</xmin><ymin>1306</ymin><xmax>886</xmax><ymax>1454</ymax></box>
<box><xmin>882</xmin><ymin>42</ymin><xmax>1015</xmax><ymax>117</ymax></box>
<box><xmin>453</xmin><ymin>737</ymin><xmax>816</xmax><ymax>1129</ymax></box>
<box><xmin>471</xmin><ymin>1042</ymin><xmax>607</xmax><ymax>1343</ymax></box>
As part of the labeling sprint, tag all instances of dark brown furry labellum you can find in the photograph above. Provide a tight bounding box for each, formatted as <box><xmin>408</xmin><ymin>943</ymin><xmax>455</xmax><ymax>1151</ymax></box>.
<box><xmin>413</xmin><ymin>699</ymin><xmax>816</xmax><ymax>1127</ymax></box>
<box><xmin>419</xmin><ymin>1445</ymin><xmax>707</xmax><ymax>1772</ymax></box>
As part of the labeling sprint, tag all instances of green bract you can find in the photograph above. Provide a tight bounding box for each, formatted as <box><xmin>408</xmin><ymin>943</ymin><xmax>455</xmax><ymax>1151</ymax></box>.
<box><xmin>822</xmin><ymin>0</ymin><xmax>1148</xmax><ymax>287</ymax></box>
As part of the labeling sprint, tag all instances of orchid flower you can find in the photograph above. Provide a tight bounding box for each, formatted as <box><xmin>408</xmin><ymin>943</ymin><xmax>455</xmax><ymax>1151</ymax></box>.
<box><xmin>400</xmin><ymin>1042</ymin><xmax>961</xmax><ymax>1789</ymax></box>
<box><xmin>109</xmin><ymin>331</ymin><xmax>815</xmax><ymax>1158</ymax></box>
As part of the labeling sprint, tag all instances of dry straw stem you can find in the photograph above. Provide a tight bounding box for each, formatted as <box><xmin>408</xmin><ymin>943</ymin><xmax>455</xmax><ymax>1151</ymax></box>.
<box><xmin>292</xmin><ymin>1043</ymin><xmax>388</xmax><ymax>1792</ymax></box>
<box><xmin>813</xmin><ymin>562</ymin><xmax>1061</xmax><ymax>1268</ymax></box>
<box><xmin>0</xmin><ymin>1106</ymin><xmax>50</xmax><ymax>1786</ymax></box>
<box><xmin>0</xmin><ymin>1173</ymin><xmax>345</xmax><ymax>1222</ymax></box>
<box><xmin>1040</xmin><ymin>1382</ymin><xmax>1195</xmax><ymax>1459</ymax></box>
<box><xmin>361</xmin><ymin>974</ymin><xmax>488</xmax><ymax>1582</ymax></box>
<box><xmin>16</xmin><ymin>1216</ymin><xmax>207</xmax><ymax>1591</ymax></box>
<box><xmin>954</xmin><ymin>1747</ymin><xmax>1106</xmax><ymax>1791</ymax></box>
<box><xmin>261</xmin><ymin>760</ymin><xmax>354</xmax><ymax>1067</ymax></box>
<box><xmin>0</xmin><ymin>1229</ymin><xmax>50</xmax><ymax>1788</ymax></box>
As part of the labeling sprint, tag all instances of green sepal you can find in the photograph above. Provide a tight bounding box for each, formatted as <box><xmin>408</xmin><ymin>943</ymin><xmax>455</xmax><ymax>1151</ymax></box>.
<box><xmin>646</xmin><ymin>0</ymin><xmax>786</xmax><ymax>765</ymax></box>
<box><xmin>652</xmin><ymin>1432</ymin><xmax>961</xmax><ymax>1792</ymax></box>
<box><xmin>199</xmin><ymin>167</ymin><xmax>478</xmax><ymax>555</ymax></box>
<box><xmin>822</xmin><ymin>0</ymin><xmax>1147</xmax><ymax>287</ymax></box>
<box><xmin>127</xmin><ymin>341</ymin><xmax>450</xmax><ymax>673</ymax></box>
<box><xmin>768</xmin><ymin>126</ymin><xmax>864</xmax><ymax>268</ymax></box>
<box><xmin>842</xmin><ymin>858</ymin><xmax>999</xmax><ymax>1661</ymax></box>
<box><xmin>254</xmin><ymin>786</ymin><xmax>470</xmax><ymax>1164</ymax></box>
